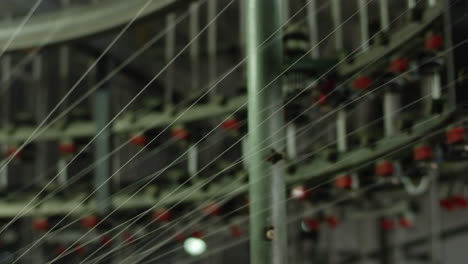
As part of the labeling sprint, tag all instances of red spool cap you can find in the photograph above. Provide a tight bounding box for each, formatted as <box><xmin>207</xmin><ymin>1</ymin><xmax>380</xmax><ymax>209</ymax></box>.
<box><xmin>335</xmin><ymin>175</ymin><xmax>353</xmax><ymax>189</ymax></box>
<box><xmin>75</xmin><ymin>244</ymin><xmax>87</xmax><ymax>256</ymax></box>
<box><xmin>174</xmin><ymin>233</ymin><xmax>186</xmax><ymax>243</ymax></box>
<box><xmin>81</xmin><ymin>215</ymin><xmax>99</xmax><ymax>229</ymax></box>
<box><xmin>413</xmin><ymin>145</ymin><xmax>433</xmax><ymax>161</ymax></box>
<box><xmin>32</xmin><ymin>218</ymin><xmax>49</xmax><ymax>232</ymax></box>
<box><xmin>304</xmin><ymin>219</ymin><xmax>320</xmax><ymax>231</ymax></box>
<box><xmin>222</xmin><ymin>118</ymin><xmax>241</xmax><ymax>131</ymax></box>
<box><xmin>399</xmin><ymin>217</ymin><xmax>414</xmax><ymax>229</ymax></box>
<box><xmin>381</xmin><ymin>218</ymin><xmax>395</xmax><ymax>231</ymax></box>
<box><xmin>59</xmin><ymin>143</ymin><xmax>77</xmax><ymax>155</ymax></box>
<box><xmin>291</xmin><ymin>186</ymin><xmax>311</xmax><ymax>200</ymax></box>
<box><xmin>152</xmin><ymin>209</ymin><xmax>172</xmax><ymax>223</ymax></box>
<box><xmin>375</xmin><ymin>162</ymin><xmax>395</xmax><ymax>177</ymax></box>
<box><xmin>6</xmin><ymin>147</ymin><xmax>23</xmax><ymax>159</ymax></box>
<box><xmin>130</xmin><ymin>134</ymin><xmax>148</xmax><ymax>146</ymax></box>
<box><xmin>171</xmin><ymin>128</ymin><xmax>190</xmax><ymax>141</ymax></box>
<box><xmin>326</xmin><ymin>216</ymin><xmax>340</xmax><ymax>229</ymax></box>
<box><xmin>390</xmin><ymin>57</ymin><xmax>409</xmax><ymax>73</ymax></box>
<box><xmin>100</xmin><ymin>235</ymin><xmax>112</xmax><ymax>247</ymax></box>
<box><xmin>54</xmin><ymin>244</ymin><xmax>67</xmax><ymax>255</ymax></box>
<box><xmin>318</xmin><ymin>92</ymin><xmax>328</xmax><ymax>106</ymax></box>
<box><xmin>123</xmin><ymin>232</ymin><xmax>135</xmax><ymax>245</ymax></box>
<box><xmin>202</xmin><ymin>203</ymin><xmax>222</xmax><ymax>217</ymax></box>
<box><xmin>446</xmin><ymin>127</ymin><xmax>465</xmax><ymax>145</ymax></box>
<box><xmin>230</xmin><ymin>225</ymin><xmax>243</xmax><ymax>238</ymax></box>
<box><xmin>353</xmin><ymin>76</ymin><xmax>373</xmax><ymax>90</ymax></box>
<box><xmin>192</xmin><ymin>230</ymin><xmax>204</xmax><ymax>238</ymax></box>
<box><xmin>425</xmin><ymin>34</ymin><xmax>444</xmax><ymax>51</ymax></box>
<box><xmin>439</xmin><ymin>198</ymin><xmax>455</xmax><ymax>211</ymax></box>
<box><xmin>451</xmin><ymin>196</ymin><xmax>468</xmax><ymax>209</ymax></box>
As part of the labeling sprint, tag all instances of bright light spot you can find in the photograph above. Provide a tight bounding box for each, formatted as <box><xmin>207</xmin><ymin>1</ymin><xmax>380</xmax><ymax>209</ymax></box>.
<box><xmin>184</xmin><ymin>237</ymin><xmax>207</xmax><ymax>256</ymax></box>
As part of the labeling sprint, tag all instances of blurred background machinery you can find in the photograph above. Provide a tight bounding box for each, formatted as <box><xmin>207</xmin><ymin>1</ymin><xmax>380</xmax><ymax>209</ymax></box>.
<box><xmin>0</xmin><ymin>0</ymin><xmax>466</xmax><ymax>263</ymax></box>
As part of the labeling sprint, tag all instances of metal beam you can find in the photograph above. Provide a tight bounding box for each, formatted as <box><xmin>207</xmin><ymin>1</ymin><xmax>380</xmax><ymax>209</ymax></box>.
<box><xmin>246</xmin><ymin>0</ymin><xmax>287</xmax><ymax>263</ymax></box>
<box><xmin>0</xmin><ymin>0</ymin><xmax>181</xmax><ymax>51</ymax></box>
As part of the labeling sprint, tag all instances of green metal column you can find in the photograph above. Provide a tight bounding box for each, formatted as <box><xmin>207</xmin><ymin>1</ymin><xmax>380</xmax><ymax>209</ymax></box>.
<box><xmin>246</xmin><ymin>0</ymin><xmax>287</xmax><ymax>263</ymax></box>
<box><xmin>94</xmin><ymin>59</ymin><xmax>112</xmax><ymax>214</ymax></box>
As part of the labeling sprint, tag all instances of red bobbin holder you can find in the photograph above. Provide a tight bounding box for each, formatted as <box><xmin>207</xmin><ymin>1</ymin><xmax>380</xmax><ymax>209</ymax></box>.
<box><xmin>425</xmin><ymin>34</ymin><xmax>444</xmax><ymax>51</ymax></box>
<box><xmin>390</xmin><ymin>57</ymin><xmax>409</xmax><ymax>73</ymax></box>
<box><xmin>375</xmin><ymin>162</ymin><xmax>395</xmax><ymax>177</ymax></box>
<box><xmin>335</xmin><ymin>175</ymin><xmax>353</xmax><ymax>189</ymax></box>
<box><xmin>353</xmin><ymin>76</ymin><xmax>373</xmax><ymax>90</ymax></box>
<box><xmin>413</xmin><ymin>145</ymin><xmax>433</xmax><ymax>161</ymax></box>
<box><xmin>222</xmin><ymin>118</ymin><xmax>241</xmax><ymax>131</ymax></box>
<box><xmin>81</xmin><ymin>215</ymin><xmax>99</xmax><ymax>229</ymax></box>
<box><xmin>152</xmin><ymin>209</ymin><xmax>172</xmax><ymax>223</ymax></box>
<box><xmin>446</xmin><ymin>127</ymin><xmax>465</xmax><ymax>145</ymax></box>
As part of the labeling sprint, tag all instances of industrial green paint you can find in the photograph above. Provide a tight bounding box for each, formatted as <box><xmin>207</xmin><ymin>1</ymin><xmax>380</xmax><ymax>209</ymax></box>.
<box><xmin>246</xmin><ymin>0</ymin><xmax>287</xmax><ymax>263</ymax></box>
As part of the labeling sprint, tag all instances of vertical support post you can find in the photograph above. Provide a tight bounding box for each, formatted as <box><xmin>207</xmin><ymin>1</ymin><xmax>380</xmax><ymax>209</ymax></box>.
<box><xmin>336</xmin><ymin>110</ymin><xmax>347</xmax><ymax>153</ymax></box>
<box><xmin>392</xmin><ymin>226</ymin><xmax>404</xmax><ymax>264</ymax></box>
<box><xmin>190</xmin><ymin>2</ymin><xmax>200</xmax><ymax>92</ymax></box>
<box><xmin>207</xmin><ymin>0</ymin><xmax>218</xmax><ymax>99</ymax></box>
<box><xmin>408</xmin><ymin>0</ymin><xmax>417</xmax><ymax>9</ymax></box>
<box><xmin>331</xmin><ymin>0</ymin><xmax>344</xmax><ymax>52</ymax></box>
<box><xmin>428</xmin><ymin>0</ymin><xmax>436</xmax><ymax>7</ymax></box>
<box><xmin>428</xmin><ymin>148</ymin><xmax>442</xmax><ymax>264</ymax></box>
<box><xmin>0</xmin><ymin>54</ymin><xmax>11</xmax><ymax>191</ymax></box>
<box><xmin>94</xmin><ymin>59</ymin><xmax>112</xmax><ymax>214</ymax></box>
<box><xmin>286</xmin><ymin>125</ymin><xmax>297</xmax><ymax>160</ymax></box>
<box><xmin>58</xmin><ymin>9</ymin><xmax>70</xmax><ymax>184</ymax></box>
<box><xmin>383</xmin><ymin>91</ymin><xmax>400</xmax><ymax>136</ymax></box>
<box><xmin>357</xmin><ymin>220</ymin><xmax>369</xmax><ymax>264</ymax></box>
<box><xmin>358</xmin><ymin>0</ymin><xmax>370</xmax><ymax>52</ymax></box>
<box><xmin>379</xmin><ymin>0</ymin><xmax>390</xmax><ymax>32</ymax></box>
<box><xmin>246</xmin><ymin>0</ymin><xmax>287</xmax><ymax>263</ymax></box>
<box><xmin>421</xmin><ymin>69</ymin><xmax>442</xmax><ymax>116</ymax></box>
<box><xmin>442</xmin><ymin>0</ymin><xmax>456</xmax><ymax>112</ymax></box>
<box><xmin>307</xmin><ymin>0</ymin><xmax>320</xmax><ymax>59</ymax></box>
<box><xmin>282</xmin><ymin>0</ymin><xmax>290</xmax><ymax>25</ymax></box>
<box><xmin>377</xmin><ymin>217</ymin><xmax>391</xmax><ymax>264</ymax></box>
<box><xmin>187</xmin><ymin>145</ymin><xmax>198</xmax><ymax>177</ymax></box>
<box><xmin>326</xmin><ymin>228</ymin><xmax>337</xmax><ymax>264</ymax></box>
<box><xmin>33</xmin><ymin>55</ymin><xmax>48</xmax><ymax>186</ymax></box>
<box><xmin>165</xmin><ymin>13</ymin><xmax>176</xmax><ymax>109</ymax></box>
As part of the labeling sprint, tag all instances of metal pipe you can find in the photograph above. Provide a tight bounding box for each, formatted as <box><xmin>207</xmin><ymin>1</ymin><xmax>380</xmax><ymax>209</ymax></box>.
<box><xmin>383</xmin><ymin>91</ymin><xmax>400</xmax><ymax>136</ymax></box>
<box><xmin>421</xmin><ymin>71</ymin><xmax>442</xmax><ymax>115</ymax></box>
<box><xmin>94</xmin><ymin>59</ymin><xmax>112</xmax><ymax>214</ymax></box>
<box><xmin>428</xmin><ymin>148</ymin><xmax>442</xmax><ymax>264</ymax></box>
<box><xmin>379</xmin><ymin>0</ymin><xmax>390</xmax><ymax>32</ymax></box>
<box><xmin>246</xmin><ymin>0</ymin><xmax>286</xmax><ymax>263</ymax></box>
<box><xmin>190</xmin><ymin>2</ymin><xmax>200</xmax><ymax>92</ymax></box>
<box><xmin>0</xmin><ymin>51</ymin><xmax>11</xmax><ymax>191</ymax></box>
<box><xmin>428</xmin><ymin>0</ymin><xmax>436</xmax><ymax>7</ymax></box>
<box><xmin>307</xmin><ymin>0</ymin><xmax>320</xmax><ymax>58</ymax></box>
<box><xmin>187</xmin><ymin>145</ymin><xmax>199</xmax><ymax>177</ymax></box>
<box><xmin>408</xmin><ymin>0</ymin><xmax>417</xmax><ymax>9</ymax></box>
<box><xmin>336</xmin><ymin>109</ymin><xmax>347</xmax><ymax>153</ymax></box>
<box><xmin>165</xmin><ymin>13</ymin><xmax>176</xmax><ymax>109</ymax></box>
<box><xmin>207</xmin><ymin>0</ymin><xmax>218</xmax><ymax>100</ymax></box>
<box><xmin>331</xmin><ymin>0</ymin><xmax>344</xmax><ymax>51</ymax></box>
<box><xmin>239</xmin><ymin>0</ymin><xmax>246</xmax><ymax>56</ymax></box>
<box><xmin>357</xmin><ymin>220</ymin><xmax>369</xmax><ymax>264</ymax></box>
<box><xmin>327</xmin><ymin>228</ymin><xmax>338</xmax><ymax>264</ymax></box>
<box><xmin>442</xmin><ymin>0</ymin><xmax>456</xmax><ymax>112</ymax></box>
<box><xmin>242</xmin><ymin>138</ymin><xmax>250</xmax><ymax>170</ymax></box>
<box><xmin>282</xmin><ymin>0</ymin><xmax>290</xmax><ymax>24</ymax></box>
<box><xmin>286</xmin><ymin>124</ymin><xmax>297</xmax><ymax>160</ymax></box>
<box><xmin>358</xmin><ymin>0</ymin><xmax>370</xmax><ymax>52</ymax></box>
